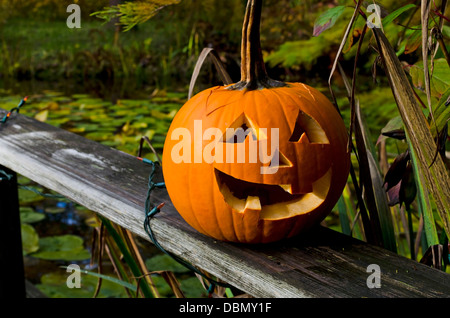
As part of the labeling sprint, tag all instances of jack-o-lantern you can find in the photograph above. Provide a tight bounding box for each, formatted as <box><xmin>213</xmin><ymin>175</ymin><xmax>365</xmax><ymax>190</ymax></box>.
<box><xmin>162</xmin><ymin>0</ymin><xmax>350</xmax><ymax>243</ymax></box>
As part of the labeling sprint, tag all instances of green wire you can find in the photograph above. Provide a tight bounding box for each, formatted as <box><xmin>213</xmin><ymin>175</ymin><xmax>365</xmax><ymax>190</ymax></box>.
<box><xmin>142</xmin><ymin>159</ymin><xmax>232</xmax><ymax>295</ymax></box>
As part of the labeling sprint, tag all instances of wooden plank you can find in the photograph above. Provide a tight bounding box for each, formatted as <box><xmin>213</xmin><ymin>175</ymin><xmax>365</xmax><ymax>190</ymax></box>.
<box><xmin>0</xmin><ymin>165</ymin><xmax>26</xmax><ymax>298</ymax></box>
<box><xmin>25</xmin><ymin>280</ymin><xmax>47</xmax><ymax>298</ymax></box>
<box><xmin>0</xmin><ymin>108</ymin><xmax>449</xmax><ymax>298</ymax></box>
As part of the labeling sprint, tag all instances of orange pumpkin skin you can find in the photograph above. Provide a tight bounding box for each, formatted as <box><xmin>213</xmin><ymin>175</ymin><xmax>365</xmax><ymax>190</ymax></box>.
<box><xmin>162</xmin><ymin>82</ymin><xmax>350</xmax><ymax>243</ymax></box>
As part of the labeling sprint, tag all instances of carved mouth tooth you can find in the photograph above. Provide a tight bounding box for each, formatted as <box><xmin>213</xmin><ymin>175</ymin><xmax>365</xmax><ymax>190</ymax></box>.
<box><xmin>279</xmin><ymin>184</ymin><xmax>292</xmax><ymax>194</ymax></box>
<box><xmin>244</xmin><ymin>196</ymin><xmax>262</xmax><ymax>211</ymax></box>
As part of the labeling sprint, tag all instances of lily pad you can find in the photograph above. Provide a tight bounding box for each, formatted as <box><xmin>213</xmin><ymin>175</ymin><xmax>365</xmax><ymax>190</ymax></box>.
<box><xmin>112</xmin><ymin>109</ymin><xmax>131</xmax><ymax>117</ymax></box>
<box><xmin>85</xmin><ymin>131</ymin><xmax>111</xmax><ymax>141</ymax></box>
<box><xmin>145</xmin><ymin>254</ymin><xmax>191</xmax><ymax>274</ymax></box>
<box><xmin>89</xmin><ymin>114</ymin><xmax>111</xmax><ymax>122</ymax></box>
<box><xmin>36</xmin><ymin>271</ymin><xmax>128</xmax><ymax>298</ymax></box>
<box><xmin>31</xmin><ymin>235</ymin><xmax>91</xmax><ymax>261</ymax></box>
<box><xmin>130</xmin><ymin>121</ymin><xmax>148</xmax><ymax>129</ymax></box>
<box><xmin>45</xmin><ymin>206</ymin><xmax>66</xmax><ymax>214</ymax></box>
<box><xmin>73</xmin><ymin>123</ymin><xmax>100</xmax><ymax>132</ymax></box>
<box><xmin>17</xmin><ymin>176</ymin><xmax>32</xmax><ymax>185</ymax></box>
<box><xmin>51</xmin><ymin>108</ymin><xmax>72</xmax><ymax>116</ymax></box>
<box><xmin>74</xmin><ymin>98</ymin><xmax>107</xmax><ymax>106</ymax></box>
<box><xmin>100</xmin><ymin>140</ymin><xmax>122</xmax><ymax>148</ymax></box>
<box><xmin>71</xmin><ymin>94</ymin><xmax>91</xmax><ymax>99</ymax></box>
<box><xmin>150</xmin><ymin>275</ymin><xmax>175</xmax><ymax>297</ymax></box>
<box><xmin>47</xmin><ymin>118</ymin><xmax>71</xmax><ymax>127</ymax></box>
<box><xmin>146</xmin><ymin>275</ymin><xmax>206</xmax><ymax>298</ymax></box>
<box><xmin>20</xmin><ymin>207</ymin><xmax>46</xmax><ymax>223</ymax></box>
<box><xmin>117</xmin><ymin>99</ymin><xmax>147</xmax><ymax>107</ymax></box>
<box><xmin>180</xmin><ymin>276</ymin><xmax>207</xmax><ymax>298</ymax></box>
<box><xmin>34</xmin><ymin>109</ymin><xmax>49</xmax><ymax>122</ymax></box>
<box><xmin>150</xmin><ymin>109</ymin><xmax>171</xmax><ymax>120</ymax></box>
<box><xmin>64</xmin><ymin>114</ymin><xmax>85</xmax><ymax>122</ymax></box>
<box><xmin>154</xmin><ymin>102</ymin><xmax>181</xmax><ymax>111</ymax></box>
<box><xmin>53</xmin><ymin>96</ymin><xmax>73</xmax><ymax>103</ymax></box>
<box><xmin>19</xmin><ymin>188</ymin><xmax>45</xmax><ymax>204</ymax></box>
<box><xmin>21</xmin><ymin>223</ymin><xmax>40</xmax><ymax>255</ymax></box>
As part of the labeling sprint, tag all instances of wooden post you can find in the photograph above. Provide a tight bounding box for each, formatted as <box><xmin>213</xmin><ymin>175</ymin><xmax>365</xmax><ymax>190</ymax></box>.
<box><xmin>0</xmin><ymin>166</ymin><xmax>26</xmax><ymax>298</ymax></box>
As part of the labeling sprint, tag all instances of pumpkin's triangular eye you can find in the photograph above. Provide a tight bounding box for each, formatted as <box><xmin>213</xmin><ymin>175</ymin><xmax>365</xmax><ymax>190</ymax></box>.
<box><xmin>220</xmin><ymin>113</ymin><xmax>266</xmax><ymax>143</ymax></box>
<box><xmin>268</xmin><ymin>148</ymin><xmax>292</xmax><ymax>168</ymax></box>
<box><xmin>289</xmin><ymin>111</ymin><xmax>329</xmax><ymax>144</ymax></box>
<box><xmin>289</xmin><ymin>119</ymin><xmax>306</xmax><ymax>142</ymax></box>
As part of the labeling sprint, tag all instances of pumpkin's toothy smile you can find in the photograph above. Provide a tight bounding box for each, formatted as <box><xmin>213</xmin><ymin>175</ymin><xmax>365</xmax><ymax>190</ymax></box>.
<box><xmin>215</xmin><ymin>168</ymin><xmax>331</xmax><ymax>220</ymax></box>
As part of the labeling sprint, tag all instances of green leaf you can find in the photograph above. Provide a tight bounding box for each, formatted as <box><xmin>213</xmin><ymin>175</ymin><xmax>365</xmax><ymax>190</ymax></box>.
<box><xmin>45</xmin><ymin>207</ymin><xmax>65</xmax><ymax>214</ymax></box>
<box><xmin>442</xmin><ymin>25</ymin><xmax>450</xmax><ymax>38</ymax></box>
<box><xmin>383</xmin><ymin>4</ymin><xmax>416</xmax><ymax>27</ymax></box>
<box><xmin>408</xmin><ymin>139</ymin><xmax>439</xmax><ymax>246</ymax></box>
<box><xmin>355</xmin><ymin>102</ymin><xmax>397</xmax><ymax>252</ymax></box>
<box><xmin>19</xmin><ymin>187</ymin><xmax>45</xmax><ymax>204</ymax></box>
<box><xmin>92</xmin><ymin>0</ymin><xmax>182</xmax><ymax>32</ymax></box>
<box><xmin>180</xmin><ymin>277</ymin><xmax>207</xmax><ymax>298</ymax></box>
<box><xmin>20</xmin><ymin>208</ymin><xmax>46</xmax><ymax>223</ymax></box>
<box><xmin>408</xmin><ymin>58</ymin><xmax>450</xmax><ymax>99</ymax></box>
<box><xmin>404</xmin><ymin>28</ymin><xmax>422</xmax><ymax>54</ymax></box>
<box><xmin>21</xmin><ymin>223</ymin><xmax>39</xmax><ymax>255</ymax></box>
<box><xmin>145</xmin><ymin>254</ymin><xmax>191</xmax><ymax>274</ymax></box>
<box><xmin>149</xmin><ymin>275</ymin><xmax>174</xmax><ymax>297</ymax></box>
<box><xmin>313</xmin><ymin>6</ymin><xmax>346</xmax><ymax>36</ymax></box>
<box><xmin>432</xmin><ymin>87</ymin><xmax>450</xmax><ymax>136</ymax></box>
<box><xmin>31</xmin><ymin>235</ymin><xmax>91</xmax><ymax>261</ymax></box>
<box><xmin>381</xmin><ymin>116</ymin><xmax>404</xmax><ymax>134</ymax></box>
<box><xmin>266</xmin><ymin>37</ymin><xmax>329</xmax><ymax>69</ymax></box>
<box><xmin>367</xmin><ymin>150</ymin><xmax>397</xmax><ymax>252</ymax></box>
<box><xmin>377</xmin><ymin>115</ymin><xmax>404</xmax><ymax>144</ymax></box>
<box><xmin>339</xmin><ymin>186</ymin><xmax>364</xmax><ymax>240</ymax></box>
<box><xmin>337</xmin><ymin>195</ymin><xmax>351</xmax><ymax>236</ymax></box>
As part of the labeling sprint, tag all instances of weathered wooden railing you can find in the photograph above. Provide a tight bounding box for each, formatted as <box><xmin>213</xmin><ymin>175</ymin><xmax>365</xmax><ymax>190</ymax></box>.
<box><xmin>1</xmin><ymin>108</ymin><xmax>449</xmax><ymax>298</ymax></box>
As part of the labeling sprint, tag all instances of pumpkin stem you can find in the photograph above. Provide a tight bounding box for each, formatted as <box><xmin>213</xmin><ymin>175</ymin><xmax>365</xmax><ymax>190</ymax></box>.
<box><xmin>228</xmin><ymin>0</ymin><xmax>285</xmax><ymax>91</ymax></box>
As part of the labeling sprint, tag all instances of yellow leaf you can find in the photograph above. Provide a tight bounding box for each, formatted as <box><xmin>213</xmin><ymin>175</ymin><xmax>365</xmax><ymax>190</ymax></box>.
<box><xmin>122</xmin><ymin>121</ymin><xmax>130</xmax><ymax>133</ymax></box>
<box><xmin>168</xmin><ymin>110</ymin><xmax>177</xmax><ymax>119</ymax></box>
<box><xmin>35</xmin><ymin>110</ymin><xmax>49</xmax><ymax>122</ymax></box>
<box><xmin>47</xmin><ymin>102</ymin><xmax>59</xmax><ymax>110</ymax></box>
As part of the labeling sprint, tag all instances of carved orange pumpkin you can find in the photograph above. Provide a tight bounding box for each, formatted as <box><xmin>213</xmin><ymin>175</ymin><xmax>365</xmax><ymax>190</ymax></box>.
<box><xmin>162</xmin><ymin>0</ymin><xmax>350</xmax><ymax>243</ymax></box>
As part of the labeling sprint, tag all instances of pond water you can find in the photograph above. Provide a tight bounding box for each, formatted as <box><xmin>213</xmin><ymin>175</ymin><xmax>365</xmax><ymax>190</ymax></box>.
<box><xmin>1</xmin><ymin>80</ymin><xmax>210</xmax><ymax>298</ymax></box>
